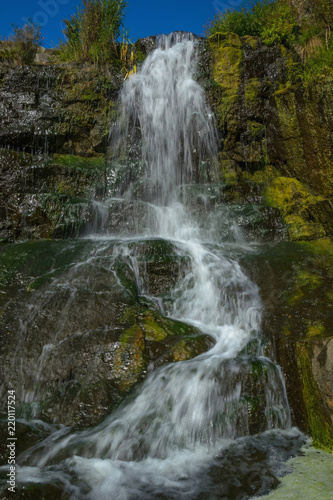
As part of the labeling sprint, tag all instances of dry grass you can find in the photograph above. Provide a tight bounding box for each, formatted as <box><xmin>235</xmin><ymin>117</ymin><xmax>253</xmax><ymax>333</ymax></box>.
<box><xmin>296</xmin><ymin>35</ymin><xmax>323</xmax><ymax>62</ymax></box>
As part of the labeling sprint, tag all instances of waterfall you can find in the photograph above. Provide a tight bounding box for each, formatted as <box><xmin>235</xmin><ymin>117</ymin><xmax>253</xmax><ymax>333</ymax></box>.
<box><xmin>8</xmin><ymin>34</ymin><xmax>301</xmax><ymax>500</ymax></box>
<box><xmin>109</xmin><ymin>33</ymin><xmax>218</xmax><ymax>205</ymax></box>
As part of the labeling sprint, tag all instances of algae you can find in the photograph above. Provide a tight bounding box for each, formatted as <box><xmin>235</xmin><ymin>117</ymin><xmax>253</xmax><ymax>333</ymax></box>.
<box><xmin>257</xmin><ymin>445</ymin><xmax>333</xmax><ymax>499</ymax></box>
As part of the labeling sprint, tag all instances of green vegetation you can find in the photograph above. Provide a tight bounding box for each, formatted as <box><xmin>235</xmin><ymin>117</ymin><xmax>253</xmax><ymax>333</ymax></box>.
<box><xmin>206</xmin><ymin>0</ymin><xmax>298</xmax><ymax>47</ymax></box>
<box><xmin>291</xmin><ymin>37</ymin><xmax>333</xmax><ymax>84</ymax></box>
<box><xmin>51</xmin><ymin>154</ymin><xmax>105</xmax><ymax>173</ymax></box>
<box><xmin>206</xmin><ymin>0</ymin><xmax>333</xmax><ymax>84</ymax></box>
<box><xmin>58</xmin><ymin>0</ymin><xmax>129</xmax><ymax>65</ymax></box>
<box><xmin>0</xmin><ymin>18</ymin><xmax>42</xmax><ymax>65</ymax></box>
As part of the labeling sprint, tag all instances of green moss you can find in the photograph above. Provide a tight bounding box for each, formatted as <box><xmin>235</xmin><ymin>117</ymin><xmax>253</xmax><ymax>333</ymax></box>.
<box><xmin>81</xmin><ymin>90</ymin><xmax>100</xmax><ymax>102</ymax></box>
<box><xmin>296</xmin><ymin>342</ymin><xmax>333</xmax><ymax>451</ymax></box>
<box><xmin>306</xmin><ymin>321</ymin><xmax>325</xmax><ymax>338</ymax></box>
<box><xmin>121</xmin><ymin>307</ymin><xmax>202</xmax><ymax>342</ymax></box>
<box><xmin>265</xmin><ymin>177</ymin><xmax>327</xmax><ymax>240</ymax></box>
<box><xmin>140</xmin><ymin>313</ymin><xmax>168</xmax><ymax>341</ymax></box>
<box><xmin>56</xmin><ymin>179</ymin><xmax>75</xmax><ymax>196</ymax></box>
<box><xmin>171</xmin><ymin>336</ymin><xmax>213</xmax><ymax>362</ymax></box>
<box><xmin>220</xmin><ymin>159</ymin><xmax>238</xmax><ymax>183</ymax></box>
<box><xmin>242</xmin><ymin>165</ymin><xmax>279</xmax><ymax>184</ymax></box>
<box><xmin>287</xmin><ymin>216</ymin><xmax>326</xmax><ymax>241</ymax></box>
<box><xmin>301</xmin><ymin>238</ymin><xmax>333</xmax><ymax>268</ymax></box>
<box><xmin>119</xmin><ymin>324</ymin><xmax>143</xmax><ymax>344</ymax></box>
<box><xmin>247</xmin><ymin>120</ymin><xmax>265</xmax><ymax>138</ymax></box>
<box><xmin>297</xmin><ymin>270</ymin><xmax>322</xmax><ymax>290</ymax></box>
<box><xmin>212</xmin><ymin>44</ymin><xmax>242</xmax><ymax>91</ymax></box>
<box><xmin>242</xmin><ymin>35</ymin><xmax>259</xmax><ymax>49</ymax></box>
<box><xmin>244</xmin><ymin>79</ymin><xmax>261</xmax><ymax>109</ymax></box>
<box><xmin>208</xmin><ymin>32</ymin><xmax>242</xmax><ymax>50</ymax></box>
<box><xmin>51</xmin><ymin>154</ymin><xmax>105</xmax><ymax>173</ymax></box>
<box><xmin>275</xmin><ymin>91</ymin><xmax>307</xmax><ymax>176</ymax></box>
<box><xmin>288</xmin><ymin>270</ymin><xmax>323</xmax><ymax>306</ymax></box>
<box><xmin>113</xmin><ymin>324</ymin><xmax>146</xmax><ymax>392</ymax></box>
<box><xmin>209</xmin><ymin>32</ymin><xmax>242</xmax><ymax>121</ymax></box>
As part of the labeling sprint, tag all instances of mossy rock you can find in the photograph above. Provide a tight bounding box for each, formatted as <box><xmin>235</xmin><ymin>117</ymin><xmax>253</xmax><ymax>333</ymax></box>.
<box><xmin>114</xmin><ymin>324</ymin><xmax>147</xmax><ymax>392</ymax></box>
<box><xmin>247</xmin><ymin>120</ymin><xmax>265</xmax><ymax>139</ymax></box>
<box><xmin>242</xmin><ymin>35</ymin><xmax>259</xmax><ymax>50</ymax></box>
<box><xmin>221</xmin><ymin>159</ymin><xmax>239</xmax><ymax>184</ymax></box>
<box><xmin>265</xmin><ymin>177</ymin><xmax>327</xmax><ymax>241</ymax></box>
<box><xmin>244</xmin><ymin>79</ymin><xmax>262</xmax><ymax>109</ymax></box>
<box><xmin>296</xmin><ymin>341</ymin><xmax>333</xmax><ymax>451</ymax></box>
<box><xmin>208</xmin><ymin>32</ymin><xmax>242</xmax><ymax>122</ymax></box>
<box><xmin>274</xmin><ymin>81</ymin><xmax>333</xmax><ymax>201</ymax></box>
<box><xmin>51</xmin><ymin>154</ymin><xmax>105</xmax><ymax>173</ymax></box>
<box><xmin>208</xmin><ymin>32</ymin><xmax>242</xmax><ymax>50</ymax></box>
<box><xmin>242</xmin><ymin>165</ymin><xmax>279</xmax><ymax>184</ymax></box>
<box><xmin>171</xmin><ymin>336</ymin><xmax>213</xmax><ymax>362</ymax></box>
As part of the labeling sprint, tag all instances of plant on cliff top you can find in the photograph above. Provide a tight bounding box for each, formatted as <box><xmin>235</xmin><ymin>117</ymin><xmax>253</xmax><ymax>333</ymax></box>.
<box><xmin>206</xmin><ymin>0</ymin><xmax>298</xmax><ymax>47</ymax></box>
<box><xmin>10</xmin><ymin>19</ymin><xmax>43</xmax><ymax>65</ymax></box>
<box><xmin>59</xmin><ymin>0</ymin><xmax>127</xmax><ymax>64</ymax></box>
<box><xmin>291</xmin><ymin>36</ymin><xmax>333</xmax><ymax>84</ymax></box>
<box><xmin>288</xmin><ymin>0</ymin><xmax>333</xmax><ymax>48</ymax></box>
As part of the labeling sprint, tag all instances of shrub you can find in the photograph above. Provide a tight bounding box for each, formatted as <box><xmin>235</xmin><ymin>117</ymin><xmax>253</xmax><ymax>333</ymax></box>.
<box><xmin>206</xmin><ymin>0</ymin><xmax>298</xmax><ymax>47</ymax></box>
<box><xmin>59</xmin><ymin>0</ymin><xmax>127</xmax><ymax>64</ymax></box>
<box><xmin>11</xmin><ymin>19</ymin><xmax>43</xmax><ymax>65</ymax></box>
<box><xmin>291</xmin><ymin>37</ymin><xmax>333</xmax><ymax>84</ymax></box>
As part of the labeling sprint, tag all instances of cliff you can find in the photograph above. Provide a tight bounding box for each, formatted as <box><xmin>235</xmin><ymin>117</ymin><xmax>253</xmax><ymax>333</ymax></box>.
<box><xmin>0</xmin><ymin>36</ymin><xmax>333</xmax><ymax>448</ymax></box>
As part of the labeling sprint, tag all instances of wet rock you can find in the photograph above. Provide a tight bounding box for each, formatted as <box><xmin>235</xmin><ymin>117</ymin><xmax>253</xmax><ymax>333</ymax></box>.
<box><xmin>0</xmin><ymin>149</ymin><xmax>105</xmax><ymax>241</ymax></box>
<box><xmin>0</xmin><ymin>62</ymin><xmax>122</xmax><ymax>156</ymax></box>
<box><xmin>240</xmin><ymin>238</ymin><xmax>333</xmax><ymax>450</ymax></box>
<box><xmin>0</xmin><ymin>240</ymin><xmax>213</xmax><ymax>427</ymax></box>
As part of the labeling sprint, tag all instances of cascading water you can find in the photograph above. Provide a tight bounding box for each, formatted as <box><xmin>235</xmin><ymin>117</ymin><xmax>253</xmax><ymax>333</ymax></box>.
<box><xmin>2</xmin><ymin>33</ymin><xmax>306</xmax><ymax>499</ymax></box>
<box><xmin>109</xmin><ymin>32</ymin><xmax>218</xmax><ymax>206</ymax></box>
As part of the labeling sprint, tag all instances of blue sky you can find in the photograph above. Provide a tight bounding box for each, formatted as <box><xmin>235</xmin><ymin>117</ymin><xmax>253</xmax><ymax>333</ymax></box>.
<box><xmin>0</xmin><ymin>0</ymin><xmax>243</xmax><ymax>48</ymax></box>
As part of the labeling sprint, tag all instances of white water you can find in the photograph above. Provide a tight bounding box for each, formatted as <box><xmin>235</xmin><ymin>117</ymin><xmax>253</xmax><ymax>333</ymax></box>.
<box><xmin>13</xmin><ymin>34</ymin><xmax>293</xmax><ymax>499</ymax></box>
<box><xmin>110</xmin><ymin>33</ymin><xmax>217</xmax><ymax>205</ymax></box>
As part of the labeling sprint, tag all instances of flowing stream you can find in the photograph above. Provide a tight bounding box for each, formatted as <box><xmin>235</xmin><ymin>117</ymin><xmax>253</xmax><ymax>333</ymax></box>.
<box><xmin>2</xmin><ymin>34</ymin><xmax>307</xmax><ymax>499</ymax></box>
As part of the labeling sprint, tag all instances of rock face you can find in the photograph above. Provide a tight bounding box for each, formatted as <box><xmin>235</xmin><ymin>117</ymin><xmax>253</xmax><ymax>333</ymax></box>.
<box><xmin>0</xmin><ymin>35</ymin><xmax>333</xmax><ymax>447</ymax></box>
<box><xmin>204</xmin><ymin>32</ymin><xmax>333</xmax><ymax>239</ymax></box>
<box><xmin>203</xmin><ymin>32</ymin><xmax>333</xmax><ymax>449</ymax></box>
<box><xmin>0</xmin><ymin>62</ymin><xmax>122</xmax><ymax>155</ymax></box>
<box><xmin>0</xmin><ymin>60</ymin><xmax>123</xmax><ymax>242</ymax></box>
<box><xmin>240</xmin><ymin>238</ymin><xmax>333</xmax><ymax>450</ymax></box>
